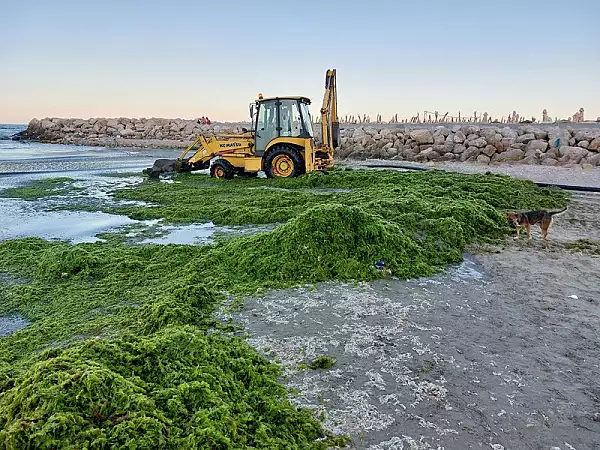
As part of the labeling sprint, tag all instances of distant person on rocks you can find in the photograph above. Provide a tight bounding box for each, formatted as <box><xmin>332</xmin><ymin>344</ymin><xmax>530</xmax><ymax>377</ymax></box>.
<box><xmin>572</xmin><ymin>108</ymin><xmax>584</xmax><ymax>123</ymax></box>
<box><xmin>542</xmin><ymin>109</ymin><xmax>551</xmax><ymax>123</ymax></box>
<box><xmin>205</xmin><ymin>117</ymin><xmax>211</xmax><ymax>125</ymax></box>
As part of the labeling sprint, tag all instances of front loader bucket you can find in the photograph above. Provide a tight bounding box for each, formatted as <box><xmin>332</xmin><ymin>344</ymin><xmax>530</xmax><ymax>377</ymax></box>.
<box><xmin>144</xmin><ymin>157</ymin><xmax>209</xmax><ymax>179</ymax></box>
<box><xmin>145</xmin><ymin>159</ymin><xmax>180</xmax><ymax>179</ymax></box>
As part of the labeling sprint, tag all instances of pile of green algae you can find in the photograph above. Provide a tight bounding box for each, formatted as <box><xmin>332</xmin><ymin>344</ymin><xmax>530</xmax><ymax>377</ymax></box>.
<box><xmin>0</xmin><ymin>168</ymin><xmax>568</xmax><ymax>449</ymax></box>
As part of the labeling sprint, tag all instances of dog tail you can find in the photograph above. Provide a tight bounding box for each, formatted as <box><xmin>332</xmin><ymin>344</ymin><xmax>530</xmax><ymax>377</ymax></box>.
<box><xmin>550</xmin><ymin>206</ymin><xmax>568</xmax><ymax>216</ymax></box>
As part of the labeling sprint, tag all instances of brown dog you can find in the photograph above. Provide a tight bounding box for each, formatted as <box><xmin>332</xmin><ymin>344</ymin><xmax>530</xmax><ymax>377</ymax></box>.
<box><xmin>506</xmin><ymin>207</ymin><xmax>567</xmax><ymax>240</ymax></box>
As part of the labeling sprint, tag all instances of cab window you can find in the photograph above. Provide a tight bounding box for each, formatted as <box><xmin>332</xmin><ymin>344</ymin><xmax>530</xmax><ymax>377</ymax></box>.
<box><xmin>279</xmin><ymin>100</ymin><xmax>306</xmax><ymax>138</ymax></box>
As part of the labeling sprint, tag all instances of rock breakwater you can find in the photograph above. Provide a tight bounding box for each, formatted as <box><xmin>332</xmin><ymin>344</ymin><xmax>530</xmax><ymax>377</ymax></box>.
<box><xmin>13</xmin><ymin>117</ymin><xmax>247</xmax><ymax>149</ymax></box>
<box><xmin>337</xmin><ymin>124</ymin><xmax>600</xmax><ymax>167</ymax></box>
<box><xmin>14</xmin><ymin>117</ymin><xmax>600</xmax><ymax>167</ymax></box>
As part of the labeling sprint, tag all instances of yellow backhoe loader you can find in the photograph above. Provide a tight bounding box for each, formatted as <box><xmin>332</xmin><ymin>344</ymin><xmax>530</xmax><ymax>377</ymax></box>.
<box><xmin>146</xmin><ymin>69</ymin><xmax>339</xmax><ymax>179</ymax></box>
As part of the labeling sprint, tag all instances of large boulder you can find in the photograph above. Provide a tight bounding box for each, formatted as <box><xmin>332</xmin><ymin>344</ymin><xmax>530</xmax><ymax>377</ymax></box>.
<box><xmin>500</xmin><ymin>137</ymin><xmax>516</xmax><ymax>150</ymax></box>
<box><xmin>500</xmin><ymin>127</ymin><xmax>518</xmax><ymax>139</ymax></box>
<box><xmin>492</xmin><ymin>148</ymin><xmax>525</xmax><ymax>162</ymax></box>
<box><xmin>452</xmin><ymin>144</ymin><xmax>467</xmax><ymax>154</ymax></box>
<box><xmin>433</xmin><ymin>126</ymin><xmax>451</xmax><ymax>137</ymax></box>
<box><xmin>361</xmin><ymin>135</ymin><xmax>375</xmax><ymax>147</ymax></box>
<box><xmin>525</xmin><ymin>139</ymin><xmax>549</xmax><ymax>153</ymax></box>
<box><xmin>558</xmin><ymin>146</ymin><xmax>588</xmax><ymax>164</ymax></box>
<box><xmin>17</xmin><ymin>118</ymin><xmax>62</xmax><ymax>141</ymax></box>
<box><xmin>516</xmin><ymin>133</ymin><xmax>535</xmax><ymax>144</ymax></box>
<box><xmin>442</xmin><ymin>142</ymin><xmax>455</xmax><ymax>154</ymax></box>
<box><xmin>383</xmin><ymin>146</ymin><xmax>399</xmax><ymax>158</ymax></box>
<box><xmin>524</xmin><ymin>146</ymin><xmax>544</xmax><ymax>159</ymax></box>
<box><xmin>541</xmin><ymin>158</ymin><xmax>558</xmax><ymax>166</ymax></box>
<box><xmin>467</xmin><ymin>137</ymin><xmax>487</xmax><ymax>148</ymax></box>
<box><xmin>40</xmin><ymin>118</ymin><xmax>60</xmax><ymax>131</ymax></box>
<box><xmin>352</xmin><ymin>127</ymin><xmax>366</xmax><ymax>140</ymax></box>
<box><xmin>517</xmin><ymin>125</ymin><xmax>537</xmax><ymax>136</ymax></box>
<box><xmin>582</xmin><ymin>153</ymin><xmax>600</xmax><ymax>166</ymax></box>
<box><xmin>401</xmin><ymin>146</ymin><xmax>418</xmax><ymax>159</ymax></box>
<box><xmin>588</xmin><ymin>138</ymin><xmax>600</xmax><ymax>151</ymax></box>
<box><xmin>420</xmin><ymin>147</ymin><xmax>442</xmax><ymax>161</ymax></box>
<box><xmin>481</xmin><ymin>145</ymin><xmax>497</xmax><ymax>157</ymax></box>
<box><xmin>519</xmin><ymin>155</ymin><xmax>540</xmax><ymax>165</ymax></box>
<box><xmin>409</xmin><ymin>129</ymin><xmax>434</xmax><ymax>144</ymax></box>
<box><xmin>574</xmin><ymin>129</ymin><xmax>600</xmax><ymax>142</ymax></box>
<box><xmin>544</xmin><ymin>147</ymin><xmax>560</xmax><ymax>159</ymax></box>
<box><xmin>476</xmin><ymin>154</ymin><xmax>491</xmax><ymax>164</ymax></box>
<box><xmin>489</xmin><ymin>132</ymin><xmax>503</xmax><ymax>145</ymax></box>
<box><xmin>459</xmin><ymin>146</ymin><xmax>480</xmax><ymax>162</ymax></box>
<box><xmin>460</xmin><ymin>125</ymin><xmax>480</xmax><ymax>135</ymax></box>
<box><xmin>26</xmin><ymin>118</ymin><xmax>41</xmax><ymax>132</ymax></box>
<box><xmin>479</xmin><ymin>127</ymin><xmax>500</xmax><ymax>140</ymax></box>
<box><xmin>120</xmin><ymin>128</ymin><xmax>135</xmax><ymax>138</ymax></box>
<box><xmin>433</xmin><ymin>134</ymin><xmax>446</xmax><ymax>145</ymax></box>
<box><xmin>453</xmin><ymin>131</ymin><xmax>466</xmax><ymax>143</ymax></box>
<box><xmin>548</xmin><ymin>129</ymin><xmax>571</xmax><ymax>149</ymax></box>
<box><xmin>364</xmin><ymin>127</ymin><xmax>379</xmax><ymax>137</ymax></box>
<box><xmin>432</xmin><ymin>144</ymin><xmax>446</xmax><ymax>153</ymax></box>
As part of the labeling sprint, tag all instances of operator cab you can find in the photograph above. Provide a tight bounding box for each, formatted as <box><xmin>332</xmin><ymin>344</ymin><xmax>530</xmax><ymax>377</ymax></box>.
<box><xmin>249</xmin><ymin>95</ymin><xmax>314</xmax><ymax>156</ymax></box>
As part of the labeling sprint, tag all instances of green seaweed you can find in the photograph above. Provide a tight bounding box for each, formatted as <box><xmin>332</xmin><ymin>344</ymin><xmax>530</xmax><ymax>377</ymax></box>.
<box><xmin>565</xmin><ymin>238</ymin><xmax>600</xmax><ymax>255</ymax></box>
<box><xmin>0</xmin><ymin>168</ymin><xmax>569</xmax><ymax>448</ymax></box>
<box><xmin>0</xmin><ymin>177</ymin><xmax>78</xmax><ymax>199</ymax></box>
<box><xmin>0</xmin><ymin>326</ymin><xmax>348</xmax><ymax>449</ymax></box>
<box><xmin>105</xmin><ymin>169</ymin><xmax>569</xmax><ymax>226</ymax></box>
<box><xmin>309</xmin><ymin>356</ymin><xmax>336</xmax><ymax>370</ymax></box>
<box><xmin>0</xmin><ymin>239</ymin><xmax>347</xmax><ymax>448</ymax></box>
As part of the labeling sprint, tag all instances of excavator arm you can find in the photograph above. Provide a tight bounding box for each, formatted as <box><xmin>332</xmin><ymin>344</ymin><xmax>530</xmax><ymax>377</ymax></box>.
<box><xmin>320</xmin><ymin>69</ymin><xmax>339</xmax><ymax>152</ymax></box>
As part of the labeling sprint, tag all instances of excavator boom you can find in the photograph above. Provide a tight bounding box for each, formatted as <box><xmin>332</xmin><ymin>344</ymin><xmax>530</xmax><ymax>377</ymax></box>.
<box><xmin>320</xmin><ymin>69</ymin><xmax>339</xmax><ymax>152</ymax></box>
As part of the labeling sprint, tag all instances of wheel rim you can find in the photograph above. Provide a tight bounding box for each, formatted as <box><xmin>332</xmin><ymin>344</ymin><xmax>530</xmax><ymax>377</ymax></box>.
<box><xmin>272</xmin><ymin>155</ymin><xmax>294</xmax><ymax>177</ymax></box>
<box><xmin>215</xmin><ymin>166</ymin><xmax>225</xmax><ymax>178</ymax></box>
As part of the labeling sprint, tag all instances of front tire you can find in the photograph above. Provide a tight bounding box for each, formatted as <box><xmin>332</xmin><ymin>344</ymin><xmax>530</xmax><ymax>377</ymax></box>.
<box><xmin>264</xmin><ymin>146</ymin><xmax>305</xmax><ymax>179</ymax></box>
<box><xmin>210</xmin><ymin>159</ymin><xmax>235</xmax><ymax>179</ymax></box>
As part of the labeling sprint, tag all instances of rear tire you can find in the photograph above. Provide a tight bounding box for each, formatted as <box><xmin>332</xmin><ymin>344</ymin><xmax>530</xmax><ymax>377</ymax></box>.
<box><xmin>264</xmin><ymin>146</ymin><xmax>305</xmax><ymax>179</ymax></box>
<box><xmin>210</xmin><ymin>159</ymin><xmax>235</xmax><ymax>179</ymax></box>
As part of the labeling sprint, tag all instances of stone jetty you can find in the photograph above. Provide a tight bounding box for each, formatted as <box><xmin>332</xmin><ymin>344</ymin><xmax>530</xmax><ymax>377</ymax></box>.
<box><xmin>14</xmin><ymin>117</ymin><xmax>600</xmax><ymax>167</ymax></box>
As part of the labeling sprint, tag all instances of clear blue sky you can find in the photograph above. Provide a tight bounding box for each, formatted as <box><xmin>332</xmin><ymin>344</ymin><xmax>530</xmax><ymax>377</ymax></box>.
<box><xmin>2</xmin><ymin>0</ymin><xmax>599</xmax><ymax>124</ymax></box>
